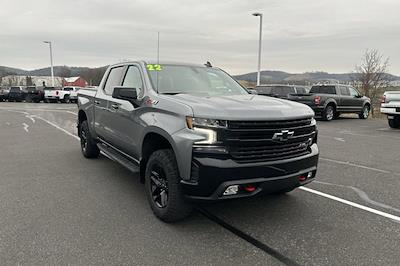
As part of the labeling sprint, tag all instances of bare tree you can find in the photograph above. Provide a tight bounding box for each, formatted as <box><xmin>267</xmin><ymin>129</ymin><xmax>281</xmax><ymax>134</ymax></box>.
<box><xmin>355</xmin><ymin>49</ymin><xmax>390</xmax><ymax>115</ymax></box>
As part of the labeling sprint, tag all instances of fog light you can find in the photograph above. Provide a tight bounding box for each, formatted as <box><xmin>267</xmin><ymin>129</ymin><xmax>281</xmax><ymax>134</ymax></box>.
<box><xmin>243</xmin><ymin>185</ymin><xmax>256</xmax><ymax>192</ymax></box>
<box><xmin>298</xmin><ymin>175</ymin><xmax>307</xmax><ymax>182</ymax></box>
<box><xmin>223</xmin><ymin>185</ymin><xmax>239</xmax><ymax>196</ymax></box>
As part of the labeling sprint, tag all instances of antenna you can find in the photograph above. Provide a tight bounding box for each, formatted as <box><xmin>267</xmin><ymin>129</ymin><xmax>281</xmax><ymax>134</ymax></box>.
<box><xmin>156</xmin><ymin>31</ymin><xmax>160</xmax><ymax>93</ymax></box>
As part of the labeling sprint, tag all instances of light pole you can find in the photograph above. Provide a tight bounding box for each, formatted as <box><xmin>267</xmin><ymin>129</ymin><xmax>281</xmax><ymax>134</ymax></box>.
<box><xmin>252</xmin><ymin>12</ymin><xmax>263</xmax><ymax>86</ymax></box>
<box><xmin>43</xmin><ymin>41</ymin><xmax>54</xmax><ymax>87</ymax></box>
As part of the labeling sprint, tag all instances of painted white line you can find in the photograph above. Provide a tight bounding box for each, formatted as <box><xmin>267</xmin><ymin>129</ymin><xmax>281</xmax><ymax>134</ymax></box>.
<box><xmin>0</xmin><ymin>107</ymin><xmax>77</xmax><ymax>115</ymax></box>
<box><xmin>28</xmin><ymin>114</ymin><xmax>111</xmax><ymax>160</ymax></box>
<box><xmin>320</xmin><ymin>157</ymin><xmax>392</xmax><ymax>174</ymax></box>
<box><xmin>333</xmin><ymin>137</ymin><xmax>345</xmax><ymax>142</ymax></box>
<box><xmin>25</xmin><ymin>114</ymin><xmax>36</xmax><ymax>123</ymax></box>
<box><xmin>31</xmin><ymin>115</ymin><xmax>80</xmax><ymax>141</ymax></box>
<box><xmin>300</xmin><ymin>187</ymin><xmax>400</xmax><ymax>223</ymax></box>
<box><xmin>22</xmin><ymin>123</ymin><xmax>29</xmax><ymax>133</ymax></box>
<box><xmin>66</xmin><ymin>111</ymin><xmax>78</xmax><ymax>116</ymax></box>
<box><xmin>315</xmin><ymin>181</ymin><xmax>400</xmax><ymax>214</ymax></box>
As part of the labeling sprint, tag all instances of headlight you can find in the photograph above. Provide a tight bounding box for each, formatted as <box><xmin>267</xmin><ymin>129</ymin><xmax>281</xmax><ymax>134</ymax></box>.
<box><xmin>186</xmin><ymin>117</ymin><xmax>227</xmax><ymax>129</ymax></box>
<box><xmin>186</xmin><ymin>117</ymin><xmax>227</xmax><ymax>144</ymax></box>
<box><xmin>310</xmin><ymin>117</ymin><xmax>317</xmax><ymax>126</ymax></box>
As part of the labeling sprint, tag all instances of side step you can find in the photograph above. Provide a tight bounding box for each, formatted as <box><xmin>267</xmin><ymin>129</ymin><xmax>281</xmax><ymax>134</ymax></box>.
<box><xmin>98</xmin><ymin>143</ymin><xmax>139</xmax><ymax>173</ymax></box>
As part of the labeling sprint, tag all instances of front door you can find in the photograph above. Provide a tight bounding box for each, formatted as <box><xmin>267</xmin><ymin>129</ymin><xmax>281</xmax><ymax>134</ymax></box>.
<box><xmin>348</xmin><ymin>87</ymin><xmax>364</xmax><ymax>112</ymax></box>
<box><xmin>106</xmin><ymin>65</ymin><xmax>145</xmax><ymax>159</ymax></box>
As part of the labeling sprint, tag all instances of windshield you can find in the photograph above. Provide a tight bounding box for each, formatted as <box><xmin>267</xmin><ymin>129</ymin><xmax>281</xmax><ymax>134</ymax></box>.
<box><xmin>146</xmin><ymin>64</ymin><xmax>248</xmax><ymax>96</ymax></box>
<box><xmin>10</xmin><ymin>87</ymin><xmax>21</xmax><ymax>92</ymax></box>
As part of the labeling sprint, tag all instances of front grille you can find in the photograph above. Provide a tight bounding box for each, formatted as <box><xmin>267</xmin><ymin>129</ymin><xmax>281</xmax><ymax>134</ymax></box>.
<box><xmin>225</xmin><ymin>118</ymin><xmax>315</xmax><ymax>163</ymax></box>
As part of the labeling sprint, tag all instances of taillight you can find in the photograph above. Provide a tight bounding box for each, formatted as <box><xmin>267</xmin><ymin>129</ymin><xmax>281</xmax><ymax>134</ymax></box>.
<box><xmin>314</xmin><ymin>96</ymin><xmax>321</xmax><ymax>105</ymax></box>
<box><xmin>381</xmin><ymin>95</ymin><xmax>386</xmax><ymax>103</ymax></box>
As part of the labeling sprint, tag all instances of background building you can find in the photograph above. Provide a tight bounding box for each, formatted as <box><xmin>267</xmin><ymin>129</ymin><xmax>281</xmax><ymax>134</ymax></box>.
<box><xmin>62</xmin><ymin>76</ymin><xmax>88</xmax><ymax>87</ymax></box>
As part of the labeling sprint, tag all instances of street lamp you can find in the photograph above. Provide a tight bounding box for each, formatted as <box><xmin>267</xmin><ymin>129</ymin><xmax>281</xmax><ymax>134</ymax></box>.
<box><xmin>43</xmin><ymin>41</ymin><xmax>54</xmax><ymax>87</ymax></box>
<box><xmin>252</xmin><ymin>12</ymin><xmax>263</xmax><ymax>86</ymax></box>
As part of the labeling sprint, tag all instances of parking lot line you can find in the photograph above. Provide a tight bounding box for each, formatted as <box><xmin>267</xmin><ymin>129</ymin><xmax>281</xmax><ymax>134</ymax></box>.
<box><xmin>300</xmin><ymin>187</ymin><xmax>400</xmax><ymax>223</ymax></box>
<box><xmin>31</xmin><ymin>114</ymin><xmax>80</xmax><ymax>141</ymax></box>
<box><xmin>320</xmin><ymin>157</ymin><xmax>394</xmax><ymax>174</ymax></box>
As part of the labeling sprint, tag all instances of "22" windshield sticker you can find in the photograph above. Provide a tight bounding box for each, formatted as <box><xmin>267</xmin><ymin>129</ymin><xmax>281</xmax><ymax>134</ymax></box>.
<box><xmin>146</xmin><ymin>64</ymin><xmax>162</xmax><ymax>71</ymax></box>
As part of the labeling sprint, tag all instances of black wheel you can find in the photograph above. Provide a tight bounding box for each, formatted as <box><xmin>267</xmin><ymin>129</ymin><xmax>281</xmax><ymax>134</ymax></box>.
<box><xmin>79</xmin><ymin>120</ymin><xmax>100</xmax><ymax>158</ymax></box>
<box><xmin>62</xmin><ymin>95</ymin><xmax>70</xmax><ymax>103</ymax></box>
<box><xmin>145</xmin><ymin>149</ymin><xmax>192</xmax><ymax>222</ymax></box>
<box><xmin>359</xmin><ymin>105</ymin><xmax>370</xmax><ymax>119</ymax></box>
<box><xmin>388</xmin><ymin>116</ymin><xmax>400</xmax><ymax>128</ymax></box>
<box><xmin>322</xmin><ymin>105</ymin><xmax>335</xmax><ymax>121</ymax></box>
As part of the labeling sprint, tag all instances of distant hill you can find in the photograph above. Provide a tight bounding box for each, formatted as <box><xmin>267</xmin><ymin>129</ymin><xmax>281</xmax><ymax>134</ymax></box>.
<box><xmin>0</xmin><ymin>65</ymin><xmax>108</xmax><ymax>85</ymax></box>
<box><xmin>234</xmin><ymin>70</ymin><xmax>400</xmax><ymax>85</ymax></box>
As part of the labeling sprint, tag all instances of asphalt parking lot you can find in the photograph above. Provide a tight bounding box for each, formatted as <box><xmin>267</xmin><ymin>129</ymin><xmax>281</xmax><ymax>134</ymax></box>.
<box><xmin>1</xmin><ymin>102</ymin><xmax>399</xmax><ymax>265</ymax></box>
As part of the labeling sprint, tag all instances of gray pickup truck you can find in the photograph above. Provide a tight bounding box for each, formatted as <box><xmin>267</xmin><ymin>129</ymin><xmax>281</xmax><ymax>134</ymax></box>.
<box><xmin>380</xmin><ymin>91</ymin><xmax>400</xmax><ymax>128</ymax></box>
<box><xmin>77</xmin><ymin>61</ymin><xmax>319</xmax><ymax>222</ymax></box>
<box><xmin>288</xmin><ymin>84</ymin><xmax>371</xmax><ymax>121</ymax></box>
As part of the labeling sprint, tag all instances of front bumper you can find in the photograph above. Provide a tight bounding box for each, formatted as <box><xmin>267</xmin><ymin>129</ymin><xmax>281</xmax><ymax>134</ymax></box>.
<box><xmin>182</xmin><ymin>144</ymin><xmax>319</xmax><ymax>201</ymax></box>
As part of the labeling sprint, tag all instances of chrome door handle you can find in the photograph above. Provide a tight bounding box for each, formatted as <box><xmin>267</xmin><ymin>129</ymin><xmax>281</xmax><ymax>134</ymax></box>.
<box><xmin>94</xmin><ymin>100</ymin><xmax>100</xmax><ymax>105</ymax></box>
<box><xmin>111</xmin><ymin>103</ymin><xmax>119</xmax><ymax>110</ymax></box>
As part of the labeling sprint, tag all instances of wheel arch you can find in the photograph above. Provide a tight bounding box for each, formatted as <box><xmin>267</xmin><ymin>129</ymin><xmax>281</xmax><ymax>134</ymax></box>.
<box><xmin>140</xmin><ymin>130</ymin><xmax>177</xmax><ymax>183</ymax></box>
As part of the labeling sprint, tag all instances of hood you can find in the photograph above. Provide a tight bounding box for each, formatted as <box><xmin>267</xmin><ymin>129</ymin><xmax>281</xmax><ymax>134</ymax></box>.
<box><xmin>164</xmin><ymin>94</ymin><xmax>315</xmax><ymax>120</ymax></box>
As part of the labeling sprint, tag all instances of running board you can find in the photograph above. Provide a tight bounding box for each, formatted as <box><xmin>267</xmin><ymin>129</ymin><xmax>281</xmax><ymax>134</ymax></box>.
<box><xmin>98</xmin><ymin>143</ymin><xmax>139</xmax><ymax>173</ymax></box>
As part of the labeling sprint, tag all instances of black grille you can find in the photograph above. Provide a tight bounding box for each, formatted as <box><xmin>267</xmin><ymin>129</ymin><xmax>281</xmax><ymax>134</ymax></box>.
<box><xmin>225</xmin><ymin>118</ymin><xmax>315</xmax><ymax>163</ymax></box>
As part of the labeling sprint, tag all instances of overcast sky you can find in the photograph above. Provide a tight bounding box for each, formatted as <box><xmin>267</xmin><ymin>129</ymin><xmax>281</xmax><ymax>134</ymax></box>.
<box><xmin>1</xmin><ymin>0</ymin><xmax>399</xmax><ymax>75</ymax></box>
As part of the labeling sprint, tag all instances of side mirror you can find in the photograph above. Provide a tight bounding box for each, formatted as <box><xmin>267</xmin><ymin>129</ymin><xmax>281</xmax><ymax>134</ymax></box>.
<box><xmin>247</xmin><ymin>89</ymin><xmax>258</xmax><ymax>95</ymax></box>
<box><xmin>355</xmin><ymin>94</ymin><xmax>362</xmax><ymax>98</ymax></box>
<box><xmin>112</xmin><ymin>86</ymin><xmax>138</xmax><ymax>101</ymax></box>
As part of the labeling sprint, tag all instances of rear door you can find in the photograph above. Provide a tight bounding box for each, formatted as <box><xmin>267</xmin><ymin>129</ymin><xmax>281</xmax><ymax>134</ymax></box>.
<box><xmin>94</xmin><ymin>66</ymin><xmax>126</xmax><ymax>144</ymax></box>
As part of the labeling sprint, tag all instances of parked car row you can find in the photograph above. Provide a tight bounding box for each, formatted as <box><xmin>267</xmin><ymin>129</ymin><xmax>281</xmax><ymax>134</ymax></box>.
<box><xmin>0</xmin><ymin>86</ymin><xmax>82</xmax><ymax>103</ymax></box>
<box><xmin>254</xmin><ymin>84</ymin><xmax>371</xmax><ymax>121</ymax></box>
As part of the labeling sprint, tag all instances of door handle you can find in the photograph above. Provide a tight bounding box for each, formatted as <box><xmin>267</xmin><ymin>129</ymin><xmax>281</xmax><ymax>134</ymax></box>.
<box><xmin>111</xmin><ymin>103</ymin><xmax>119</xmax><ymax>110</ymax></box>
<box><xmin>94</xmin><ymin>100</ymin><xmax>100</xmax><ymax>105</ymax></box>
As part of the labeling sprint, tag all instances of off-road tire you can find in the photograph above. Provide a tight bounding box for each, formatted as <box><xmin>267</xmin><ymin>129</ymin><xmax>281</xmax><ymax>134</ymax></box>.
<box><xmin>79</xmin><ymin>120</ymin><xmax>100</xmax><ymax>158</ymax></box>
<box><xmin>145</xmin><ymin>149</ymin><xmax>192</xmax><ymax>222</ymax></box>
<box><xmin>388</xmin><ymin>116</ymin><xmax>400</xmax><ymax>128</ymax></box>
<box><xmin>62</xmin><ymin>95</ymin><xmax>70</xmax><ymax>103</ymax></box>
<box><xmin>359</xmin><ymin>105</ymin><xmax>370</xmax><ymax>119</ymax></box>
<box><xmin>322</xmin><ymin>105</ymin><xmax>335</xmax><ymax>121</ymax></box>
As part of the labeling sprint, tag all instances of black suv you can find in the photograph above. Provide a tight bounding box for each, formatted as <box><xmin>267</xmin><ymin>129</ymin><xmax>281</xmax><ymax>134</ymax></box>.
<box><xmin>25</xmin><ymin>86</ymin><xmax>45</xmax><ymax>103</ymax></box>
<box><xmin>255</xmin><ymin>84</ymin><xmax>308</xmax><ymax>99</ymax></box>
<box><xmin>8</xmin><ymin>86</ymin><xmax>26</xmax><ymax>102</ymax></box>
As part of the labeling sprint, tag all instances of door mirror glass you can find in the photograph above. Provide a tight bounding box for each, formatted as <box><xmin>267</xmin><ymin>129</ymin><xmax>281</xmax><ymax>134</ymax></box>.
<box><xmin>112</xmin><ymin>86</ymin><xmax>138</xmax><ymax>101</ymax></box>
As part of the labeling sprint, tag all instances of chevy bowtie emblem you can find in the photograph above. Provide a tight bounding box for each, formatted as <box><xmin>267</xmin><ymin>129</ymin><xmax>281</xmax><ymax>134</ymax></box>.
<box><xmin>272</xmin><ymin>130</ymin><xmax>294</xmax><ymax>141</ymax></box>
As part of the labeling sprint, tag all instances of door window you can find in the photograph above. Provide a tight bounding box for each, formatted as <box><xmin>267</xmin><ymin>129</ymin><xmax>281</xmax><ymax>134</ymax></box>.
<box><xmin>340</xmin><ymin>86</ymin><xmax>350</xmax><ymax>96</ymax></box>
<box><xmin>349</xmin><ymin>87</ymin><xmax>360</xmax><ymax>97</ymax></box>
<box><xmin>122</xmin><ymin>66</ymin><xmax>143</xmax><ymax>96</ymax></box>
<box><xmin>104</xmin><ymin>66</ymin><xmax>125</xmax><ymax>95</ymax></box>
